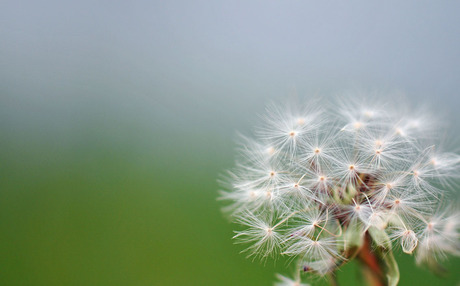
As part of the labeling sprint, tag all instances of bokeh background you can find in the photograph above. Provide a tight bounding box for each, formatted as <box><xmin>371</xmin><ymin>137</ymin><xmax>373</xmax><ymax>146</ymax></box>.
<box><xmin>1</xmin><ymin>1</ymin><xmax>460</xmax><ymax>285</ymax></box>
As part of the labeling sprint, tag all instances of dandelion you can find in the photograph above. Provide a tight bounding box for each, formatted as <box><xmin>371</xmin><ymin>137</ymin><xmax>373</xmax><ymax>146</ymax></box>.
<box><xmin>219</xmin><ymin>96</ymin><xmax>460</xmax><ymax>285</ymax></box>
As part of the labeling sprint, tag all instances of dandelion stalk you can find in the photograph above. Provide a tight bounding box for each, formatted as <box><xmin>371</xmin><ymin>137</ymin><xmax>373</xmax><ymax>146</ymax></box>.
<box><xmin>357</xmin><ymin>233</ymin><xmax>387</xmax><ymax>286</ymax></box>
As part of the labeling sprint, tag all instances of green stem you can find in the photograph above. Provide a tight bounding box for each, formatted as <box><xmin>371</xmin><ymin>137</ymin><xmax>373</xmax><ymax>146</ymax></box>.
<box><xmin>357</xmin><ymin>233</ymin><xmax>387</xmax><ymax>286</ymax></box>
<box><xmin>328</xmin><ymin>272</ymin><xmax>339</xmax><ymax>286</ymax></box>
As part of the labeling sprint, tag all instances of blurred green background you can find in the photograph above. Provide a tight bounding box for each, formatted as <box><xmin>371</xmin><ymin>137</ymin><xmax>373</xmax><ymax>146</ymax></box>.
<box><xmin>1</xmin><ymin>1</ymin><xmax>460</xmax><ymax>285</ymax></box>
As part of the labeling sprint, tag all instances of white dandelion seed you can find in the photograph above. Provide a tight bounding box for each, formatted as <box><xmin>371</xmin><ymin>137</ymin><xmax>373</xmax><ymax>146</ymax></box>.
<box><xmin>233</xmin><ymin>211</ymin><xmax>284</xmax><ymax>259</ymax></box>
<box><xmin>283</xmin><ymin>236</ymin><xmax>341</xmax><ymax>263</ymax></box>
<box><xmin>274</xmin><ymin>273</ymin><xmax>310</xmax><ymax>286</ymax></box>
<box><xmin>388</xmin><ymin>226</ymin><xmax>418</xmax><ymax>254</ymax></box>
<box><xmin>284</xmin><ymin>208</ymin><xmax>330</xmax><ymax>242</ymax></box>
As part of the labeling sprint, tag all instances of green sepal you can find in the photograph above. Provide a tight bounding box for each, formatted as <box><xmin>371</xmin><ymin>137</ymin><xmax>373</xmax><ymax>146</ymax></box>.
<box><xmin>344</xmin><ymin>184</ymin><xmax>358</xmax><ymax>204</ymax></box>
<box><xmin>342</xmin><ymin>221</ymin><xmax>364</xmax><ymax>250</ymax></box>
<box><xmin>382</xmin><ymin>249</ymin><xmax>400</xmax><ymax>286</ymax></box>
<box><xmin>368</xmin><ymin>229</ymin><xmax>400</xmax><ymax>286</ymax></box>
<box><xmin>368</xmin><ymin>226</ymin><xmax>391</xmax><ymax>250</ymax></box>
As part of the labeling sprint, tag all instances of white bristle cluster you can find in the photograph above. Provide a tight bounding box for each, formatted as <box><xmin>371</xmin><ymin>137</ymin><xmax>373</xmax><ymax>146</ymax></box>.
<box><xmin>219</xmin><ymin>97</ymin><xmax>460</xmax><ymax>285</ymax></box>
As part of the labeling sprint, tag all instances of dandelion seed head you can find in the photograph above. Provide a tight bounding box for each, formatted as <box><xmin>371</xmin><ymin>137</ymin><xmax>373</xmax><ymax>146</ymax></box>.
<box><xmin>220</xmin><ymin>95</ymin><xmax>460</xmax><ymax>282</ymax></box>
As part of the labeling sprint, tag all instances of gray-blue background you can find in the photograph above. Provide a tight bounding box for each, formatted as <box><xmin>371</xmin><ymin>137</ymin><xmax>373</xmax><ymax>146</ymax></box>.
<box><xmin>1</xmin><ymin>1</ymin><xmax>459</xmax><ymax>285</ymax></box>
